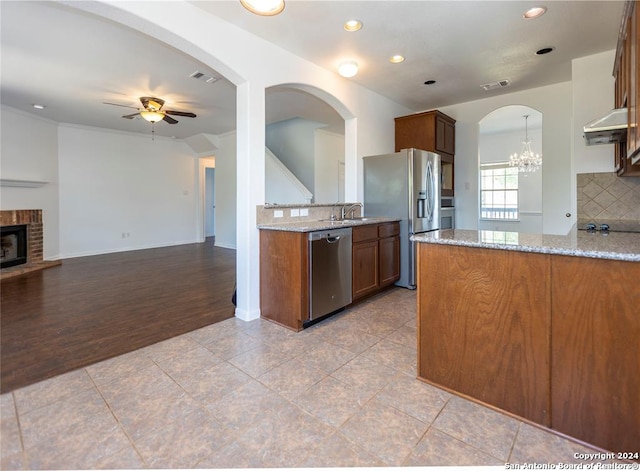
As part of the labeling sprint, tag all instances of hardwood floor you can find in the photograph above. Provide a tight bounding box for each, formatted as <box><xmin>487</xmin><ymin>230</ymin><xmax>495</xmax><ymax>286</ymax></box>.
<box><xmin>0</xmin><ymin>238</ymin><xmax>236</xmax><ymax>393</ymax></box>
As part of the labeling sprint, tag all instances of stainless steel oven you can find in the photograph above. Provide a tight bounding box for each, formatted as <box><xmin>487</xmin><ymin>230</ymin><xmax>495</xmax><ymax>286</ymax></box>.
<box><xmin>440</xmin><ymin>207</ymin><xmax>455</xmax><ymax>229</ymax></box>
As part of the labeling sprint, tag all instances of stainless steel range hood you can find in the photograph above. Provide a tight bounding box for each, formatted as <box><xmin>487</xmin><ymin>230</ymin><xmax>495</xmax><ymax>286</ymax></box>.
<box><xmin>583</xmin><ymin>108</ymin><xmax>627</xmax><ymax>145</ymax></box>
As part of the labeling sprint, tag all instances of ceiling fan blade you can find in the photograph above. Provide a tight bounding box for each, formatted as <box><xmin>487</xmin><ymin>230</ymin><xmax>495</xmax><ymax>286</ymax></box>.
<box><xmin>165</xmin><ymin>110</ymin><xmax>196</xmax><ymax>118</ymax></box>
<box><xmin>103</xmin><ymin>101</ymin><xmax>139</xmax><ymax>110</ymax></box>
<box><xmin>121</xmin><ymin>113</ymin><xmax>140</xmax><ymax>119</ymax></box>
<box><xmin>140</xmin><ymin>96</ymin><xmax>165</xmax><ymax>110</ymax></box>
<box><xmin>163</xmin><ymin>114</ymin><xmax>179</xmax><ymax>124</ymax></box>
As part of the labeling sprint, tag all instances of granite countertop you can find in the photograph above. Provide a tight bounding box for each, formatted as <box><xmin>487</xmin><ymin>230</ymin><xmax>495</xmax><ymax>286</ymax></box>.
<box><xmin>258</xmin><ymin>216</ymin><xmax>401</xmax><ymax>232</ymax></box>
<box><xmin>411</xmin><ymin>227</ymin><xmax>640</xmax><ymax>262</ymax></box>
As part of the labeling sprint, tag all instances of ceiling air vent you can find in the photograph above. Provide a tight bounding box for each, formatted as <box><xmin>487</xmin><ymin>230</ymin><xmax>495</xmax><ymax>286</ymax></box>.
<box><xmin>189</xmin><ymin>70</ymin><xmax>220</xmax><ymax>84</ymax></box>
<box><xmin>481</xmin><ymin>79</ymin><xmax>511</xmax><ymax>91</ymax></box>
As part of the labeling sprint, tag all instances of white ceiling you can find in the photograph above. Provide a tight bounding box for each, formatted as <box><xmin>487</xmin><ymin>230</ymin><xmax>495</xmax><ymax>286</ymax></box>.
<box><xmin>0</xmin><ymin>0</ymin><xmax>624</xmax><ymax>140</ymax></box>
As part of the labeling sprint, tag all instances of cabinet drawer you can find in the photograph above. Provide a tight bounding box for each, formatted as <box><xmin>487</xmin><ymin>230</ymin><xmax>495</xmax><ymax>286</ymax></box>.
<box><xmin>352</xmin><ymin>224</ymin><xmax>378</xmax><ymax>243</ymax></box>
<box><xmin>378</xmin><ymin>222</ymin><xmax>400</xmax><ymax>238</ymax></box>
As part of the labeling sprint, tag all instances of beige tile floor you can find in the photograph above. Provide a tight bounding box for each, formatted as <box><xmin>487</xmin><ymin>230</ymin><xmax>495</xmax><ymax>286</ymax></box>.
<box><xmin>1</xmin><ymin>288</ymin><xmax>609</xmax><ymax>469</ymax></box>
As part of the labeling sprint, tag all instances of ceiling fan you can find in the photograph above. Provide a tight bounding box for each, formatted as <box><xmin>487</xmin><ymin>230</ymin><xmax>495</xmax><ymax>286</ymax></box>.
<box><xmin>104</xmin><ymin>96</ymin><xmax>196</xmax><ymax>124</ymax></box>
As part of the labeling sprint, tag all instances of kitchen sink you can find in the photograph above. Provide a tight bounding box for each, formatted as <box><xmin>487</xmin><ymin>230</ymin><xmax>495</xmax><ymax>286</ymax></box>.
<box><xmin>320</xmin><ymin>217</ymin><xmax>371</xmax><ymax>224</ymax></box>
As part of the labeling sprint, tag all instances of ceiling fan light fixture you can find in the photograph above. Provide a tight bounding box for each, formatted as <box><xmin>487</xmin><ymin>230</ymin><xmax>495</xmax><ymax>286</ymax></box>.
<box><xmin>240</xmin><ymin>0</ymin><xmax>285</xmax><ymax>16</ymax></box>
<box><xmin>338</xmin><ymin>61</ymin><xmax>358</xmax><ymax>78</ymax></box>
<box><xmin>140</xmin><ymin>110</ymin><xmax>165</xmax><ymax>123</ymax></box>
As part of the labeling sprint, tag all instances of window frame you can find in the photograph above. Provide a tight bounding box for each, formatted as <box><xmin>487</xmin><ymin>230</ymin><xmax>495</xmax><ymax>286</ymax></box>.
<box><xmin>479</xmin><ymin>163</ymin><xmax>520</xmax><ymax>221</ymax></box>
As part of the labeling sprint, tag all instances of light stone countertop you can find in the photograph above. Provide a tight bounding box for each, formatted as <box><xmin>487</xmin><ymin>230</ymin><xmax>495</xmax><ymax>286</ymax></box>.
<box><xmin>257</xmin><ymin>216</ymin><xmax>401</xmax><ymax>232</ymax></box>
<box><xmin>411</xmin><ymin>227</ymin><xmax>640</xmax><ymax>262</ymax></box>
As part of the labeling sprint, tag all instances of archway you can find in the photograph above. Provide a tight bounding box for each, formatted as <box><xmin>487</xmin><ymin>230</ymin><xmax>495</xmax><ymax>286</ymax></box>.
<box><xmin>478</xmin><ymin>105</ymin><xmax>543</xmax><ymax>233</ymax></box>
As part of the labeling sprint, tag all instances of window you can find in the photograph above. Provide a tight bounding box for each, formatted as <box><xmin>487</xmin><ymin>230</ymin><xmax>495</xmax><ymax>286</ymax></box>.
<box><xmin>480</xmin><ymin>164</ymin><xmax>518</xmax><ymax>220</ymax></box>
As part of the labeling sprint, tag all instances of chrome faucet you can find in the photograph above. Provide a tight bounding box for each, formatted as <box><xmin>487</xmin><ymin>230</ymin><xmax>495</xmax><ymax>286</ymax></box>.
<box><xmin>330</xmin><ymin>201</ymin><xmax>342</xmax><ymax>221</ymax></box>
<box><xmin>341</xmin><ymin>202</ymin><xmax>363</xmax><ymax>219</ymax></box>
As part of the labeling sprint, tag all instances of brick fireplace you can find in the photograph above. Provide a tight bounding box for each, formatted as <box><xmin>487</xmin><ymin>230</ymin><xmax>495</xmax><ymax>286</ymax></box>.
<box><xmin>0</xmin><ymin>210</ymin><xmax>59</xmax><ymax>279</ymax></box>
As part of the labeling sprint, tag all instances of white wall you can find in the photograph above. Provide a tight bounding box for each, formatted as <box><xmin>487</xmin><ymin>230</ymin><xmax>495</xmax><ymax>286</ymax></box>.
<box><xmin>212</xmin><ymin>131</ymin><xmax>237</xmax><ymax>250</ymax></box>
<box><xmin>314</xmin><ymin>129</ymin><xmax>345</xmax><ymax>203</ymax></box>
<box><xmin>441</xmin><ymin>82</ymin><xmax>574</xmax><ymax>235</ymax></box>
<box><xmin>266</xmin><ymin>118</ymin><xmax>324</xmax><ymax>198</ymax></box>
<box><xmin>57</xmin><ymin>124</ymin><xmax>199</xmax><ymax>258</ymax></box>
<box><xmin>478</xmin><ymin>128</ymin><xmax>543</xmax><ymax>233</ymax></box>
<box><xmin>265</xmin><ymin>148</ymin><xmax>313</xmax><ymax>204</ymax></box>
<box><xmin>0</xmin><ymin>106</ymin><xmax>60</xmax><ymax>259</ymax></box>
<box><xmin>572</xmin><ymin>50</ymin><xmax>617</xmax><ymax>174</ymax></box>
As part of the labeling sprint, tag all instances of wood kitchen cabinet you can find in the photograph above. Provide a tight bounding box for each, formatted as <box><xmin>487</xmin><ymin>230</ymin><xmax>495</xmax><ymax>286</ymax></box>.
<box><xmin>352</xmin><ymin>222</ymin><xmax>400</xmax><ymax>301</ymax></box>
<box><xmin>395</xmin><ymin>110</ymin><xmax>456</xmax><ymax>196</ymax></box>
<box><xmin>260</xmin><ymin>220</ymin><xmax>400</xmax><ymax>331</ymax></box>
<box><xmin>551</xmin><ymin>255</ymin><xmax>640</xmax><ymax>454</ymax></box>
<box><xmin>416</xmin><ymin>242</ymin><xmax>640</xmax><ymax>453</ymax></box>
<box><xmin>614</xmin><ymin>0</ymin><xmax>640</xmax><ymax>174</ymax></box>
<box><xmin>378</xmin><ymin>223</ymin><xmax>400</xmax><ymax>287</ymax></box>
<box><xmin>417</xmin><ymin>243</ymin><xmax>551</xmax><ymax>426</ymax></box>
<box><xmin>260</xmin><ymin>230</ymin><xmax>309</xmax><ymax>331</ymax></box>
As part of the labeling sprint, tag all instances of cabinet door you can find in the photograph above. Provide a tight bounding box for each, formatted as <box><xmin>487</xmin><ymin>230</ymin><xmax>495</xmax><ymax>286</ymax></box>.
<box><xmin>436</xmin><ymin>115</ymin><xmax>455</xmax><ymax>155</ymax></box>
<box><xmin>379</xmin><ymin>236</ymin><xmax>400</xmax><ymax>287</ymax></box>
<box><xmin>352</xmin><ymin>240</ymin><xmax>379</xmax><ymax>300</ymax></box>
<box><xmin>551</xmin><ymin>256</ymin><xmax>640</xmax><ymax>453</ymax></box>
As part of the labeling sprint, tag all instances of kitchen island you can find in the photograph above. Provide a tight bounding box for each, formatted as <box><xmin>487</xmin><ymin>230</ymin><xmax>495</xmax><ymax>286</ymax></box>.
<box><xmin>411</xmin><ymin>228</ymin><xmax>640</xmax><ymax>454</ymax></box>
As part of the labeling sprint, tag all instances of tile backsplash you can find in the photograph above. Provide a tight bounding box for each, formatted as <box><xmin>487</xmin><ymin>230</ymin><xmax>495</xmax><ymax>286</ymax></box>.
<box><xmin>577</xmin><ymin>172</ymin><xmax>640</xmax><ymax>232</ymax></box>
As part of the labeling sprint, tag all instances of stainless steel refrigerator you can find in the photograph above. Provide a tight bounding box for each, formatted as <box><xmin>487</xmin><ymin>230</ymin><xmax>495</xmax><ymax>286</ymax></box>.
<box><xmin>363</xmin><ymin>148</ymin><xmax>441</xmax><ymax>289</ymax></box>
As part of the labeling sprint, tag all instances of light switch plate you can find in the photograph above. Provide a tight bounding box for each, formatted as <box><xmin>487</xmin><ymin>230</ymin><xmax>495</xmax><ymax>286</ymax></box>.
<box><xmin>274</xmin><ymin>210</ymin><xmax>284</xmax><ymax>218</ymax></box>
<box><xmin>291</xmin><ymin>209</ymin><xmax>300</xmax><ymax>217</ymax></box>
<box><xmin>300</xmin><ymin>208</ymin><xmax>309</xmax><ymax>216</ymax></box>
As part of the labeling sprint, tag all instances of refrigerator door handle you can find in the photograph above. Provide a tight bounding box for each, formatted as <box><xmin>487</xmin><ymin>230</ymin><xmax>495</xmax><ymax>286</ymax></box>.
<box><xmin>426</xmin><ymin>161</ymin><xmax>434</xmax><ymax>222</ymax></box>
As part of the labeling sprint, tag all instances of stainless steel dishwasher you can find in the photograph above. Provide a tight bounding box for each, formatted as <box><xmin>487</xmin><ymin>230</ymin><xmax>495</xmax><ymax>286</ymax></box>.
<box><xmin>307</xmin><ymin>227</ymin><xmax>352</xmax><ymax>325</ymax></box>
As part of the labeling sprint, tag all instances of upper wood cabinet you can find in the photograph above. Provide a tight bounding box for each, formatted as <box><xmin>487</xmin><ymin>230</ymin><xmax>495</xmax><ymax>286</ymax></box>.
<box><xmin>395</xmin><ymin>110</ymin><xmax>456</xmax><ymax>196</ymax></box>
<box><xmin>614</xmin><ymin>0</ymin><xmax>640</xmax><ymax>175</ymax></box>
<box><xmin>395</xmin><ymin>110</ymin><xmax>456</xmax><ymax>155</ymax></box>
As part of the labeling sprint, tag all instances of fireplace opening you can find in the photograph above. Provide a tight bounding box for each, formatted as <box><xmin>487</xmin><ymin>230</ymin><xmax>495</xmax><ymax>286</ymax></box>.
<box><xmin>1</xmin><ymin>225</ymin><xmax>28</xmax><ymax>269</ymax></box>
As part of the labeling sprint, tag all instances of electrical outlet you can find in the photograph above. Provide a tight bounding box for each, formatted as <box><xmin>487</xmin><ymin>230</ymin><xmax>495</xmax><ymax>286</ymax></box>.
<box><xmin>274</xmin><ymin>210</ymin><xmax>284</xmax><ymax>218</ymax></box>
<box><xmin>300</xmin><ymin>208</ymin><xmax>309</xmax><ymax>217</ymax></box>
<box><xmin>291</xmin><ymin>209</ymin><xmax>300</xmax><ymax>217</ymax></box>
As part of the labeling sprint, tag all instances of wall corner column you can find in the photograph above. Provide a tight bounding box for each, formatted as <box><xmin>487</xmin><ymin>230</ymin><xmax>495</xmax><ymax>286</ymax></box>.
<box><xmin>235</xmin><ymin>81</ymin><xmax>265</xmax><ymax>322</ymax></box>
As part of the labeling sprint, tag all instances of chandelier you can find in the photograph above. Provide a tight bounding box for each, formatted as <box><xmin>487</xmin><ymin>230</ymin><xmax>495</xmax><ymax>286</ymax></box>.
<box><xmin>509</xmin><ymin>115</ymin><xmax>542</xmax><ymax>173</ymax></box>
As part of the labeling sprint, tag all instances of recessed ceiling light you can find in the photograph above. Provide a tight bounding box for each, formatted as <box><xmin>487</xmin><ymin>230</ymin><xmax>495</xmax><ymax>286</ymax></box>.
<box><xmin>424</xmin><ymin>80</ymin><xmax>436</xmax><ymax>85</ymax></box>
<box><xmin>240</xmin><ymin>0</ymin><xmax>285</xmax><ymax>16</ymax></box>
<box><xmin>338</xmin><ymin>61</ymin><xmax>358</xmax><ymax>78</ymax></box>
<box><xmin>536</xmin><ymin>47</ymin><xmax>554</xmax><ymax>55</ymax></box>
<box><xmin>344</xmin><ymin>19</ymin><xmax>362</xmax><ymax>32</ymax></box>
<box><xmin>32</xmin><ymin>104</ymin><xmax>45</xmax><ymax>110</ymax></box>
<box><xmin>390</xmin><ymin>55</ymin><xmax>405</xmax><ymax>64</ymax></box>
<box><xmin>523</xmin><ymin>6</ymin><xmax>547</xmax><ymax>19</ymax></box>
